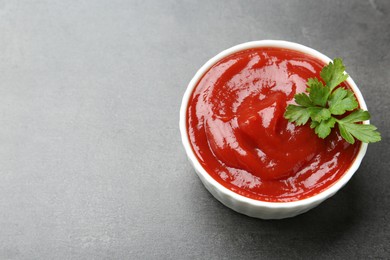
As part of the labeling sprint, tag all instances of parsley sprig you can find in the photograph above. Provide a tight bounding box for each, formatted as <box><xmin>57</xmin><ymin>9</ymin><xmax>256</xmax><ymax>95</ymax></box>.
<box><xmin>284</xmin><ymin>58</ymin><xmax>381</xmax><ymax>144</ymax></box>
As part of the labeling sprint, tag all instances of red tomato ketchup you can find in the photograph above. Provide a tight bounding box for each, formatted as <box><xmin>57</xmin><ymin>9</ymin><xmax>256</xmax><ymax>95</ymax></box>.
<box><xmin>186</xmin><ymin>48</ymin><xmax>361</xmax><ymax>202</ymax></box>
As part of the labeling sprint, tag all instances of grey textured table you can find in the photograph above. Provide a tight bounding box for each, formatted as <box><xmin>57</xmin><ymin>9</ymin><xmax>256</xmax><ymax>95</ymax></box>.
<box><xmin>0</xmin><ymin>0</ymin><xmax>389</xmax><ymax>259</ymax></box>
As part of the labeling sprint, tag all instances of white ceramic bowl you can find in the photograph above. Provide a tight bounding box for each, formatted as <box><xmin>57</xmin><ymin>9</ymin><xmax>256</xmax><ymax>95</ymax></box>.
<box><xmin>180</xmin><ymin>40</ymin><xmax>368</xmax><ymax>219</ymax></box>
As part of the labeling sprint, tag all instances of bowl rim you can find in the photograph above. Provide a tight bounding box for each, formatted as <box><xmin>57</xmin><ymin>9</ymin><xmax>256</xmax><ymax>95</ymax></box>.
<box><xmin>179</xmin><ymin>40</ymin><xmax>368</xmax><ymax>208</ymax></box>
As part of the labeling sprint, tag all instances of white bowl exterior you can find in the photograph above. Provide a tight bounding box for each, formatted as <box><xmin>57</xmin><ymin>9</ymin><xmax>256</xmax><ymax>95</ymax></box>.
<box><xmin>180</xmin><ymin>40</ymin><xmax>368</xmax><ymax>219</ymax></box>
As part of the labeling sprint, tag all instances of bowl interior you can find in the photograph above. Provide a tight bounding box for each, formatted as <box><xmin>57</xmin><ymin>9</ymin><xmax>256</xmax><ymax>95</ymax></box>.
<box><xmin>180</xmin><ymin>40</ymin><xmax>368</xmax><ymax>208</ymax></box>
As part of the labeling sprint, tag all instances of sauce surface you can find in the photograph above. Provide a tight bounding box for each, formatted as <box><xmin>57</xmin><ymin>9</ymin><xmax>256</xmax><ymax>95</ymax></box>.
<box><xmin>187</xmin><ymin>48</ymin><xmax>361</xmax><ymax>202</ymax></box>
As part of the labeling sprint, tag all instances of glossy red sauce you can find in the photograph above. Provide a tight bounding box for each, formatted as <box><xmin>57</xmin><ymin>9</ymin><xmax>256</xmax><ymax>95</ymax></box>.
<box><xmin>187</xmin><ymin>47</ymin><xmax>361</xmax><ymax>202</ymax></box>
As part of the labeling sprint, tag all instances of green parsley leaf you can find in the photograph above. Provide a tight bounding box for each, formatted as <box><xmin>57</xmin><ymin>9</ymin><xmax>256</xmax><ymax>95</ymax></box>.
<box><xmin>307</xmin><ymin>78</ymin><xmax>330</xmax><ymax>107</ymax></box>
<box><xmin>283</xmin><ymin>58</ymin><xmax>381</xmax><ymax>144</ymax></box>
<box><xmin>338</xmin><ymin>123</ymin><xmax>355</xmax><ymax>144</ymax></box>
<box><xmin>320</xmin><ymin>58</ymin><xmax>349</xmax><ymax>90</ymax></box>
<box><xmin>294</xmin><ymin>93</ymin><xmax>313</xmax><ymax>107</ymax></box>
<box><xmin>310</xmin><ymin>120</ymin><xmax>319</xmax><ymax>129</ymax></box>
<box><xmin>337</xmin><ymin>109</ymin><xmax>381</xmax><ymax>144</ymax></box>
<box><xmin>337</xmin><ymin>122</ymin><xmax>381</xmax><ymax>144</ymax></box>
<box><xmin>308</xmin><ymin>107</ymin><xmax>331</xmax><ymax>122</ymax></box>
<box><xmin>340</xmin><ymin>109</ymin><xmax>370</xmax><ymax>123</ymax></box>
<box><xmin>306</xmin><ymin>78</ymin><xmax>320</xmax><ymax>92</ymax></box>
<box><xmin>284</xmin><ymin>105</ymin><xmax>311</xmax><ymax>126</ymax></box>
<box><xmin>314</xmin><ymin>117</ymin><xmax>336</xmax><ymax>139</ymax></box>
<box><xmin>328</xmin><ymin>87</ymin><xmax>358</xmax><ymax>115</ymax></box>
